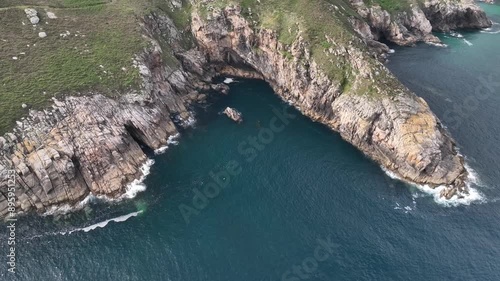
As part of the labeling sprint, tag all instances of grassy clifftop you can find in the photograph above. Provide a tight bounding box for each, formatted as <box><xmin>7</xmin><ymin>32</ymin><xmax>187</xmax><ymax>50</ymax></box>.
<box><xmin>0</xmin><ymin>0</ymin><xmax>445</xmax><ymax>134</ymax></box>
<box><xmin>0</xmin><ymin>0</ymin><xmax>150</xmax><ymax>133</ymax></box>
<box><xmin>1</xmin><ymin>0</ymin><xmax>193</xmax><ymax>134</ymax></box>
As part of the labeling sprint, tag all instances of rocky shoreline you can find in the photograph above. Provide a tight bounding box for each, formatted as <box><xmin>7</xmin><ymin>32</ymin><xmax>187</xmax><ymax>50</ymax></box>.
<box><xmin>0</xmin><ymin>0</ymin><xmax>491</xmax><ymax>218</ymax></box>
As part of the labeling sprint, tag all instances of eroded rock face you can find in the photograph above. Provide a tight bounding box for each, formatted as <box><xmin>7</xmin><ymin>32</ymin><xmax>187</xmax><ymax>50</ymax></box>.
<box><xmin>422</xmin><ymin>0</ymin><xmax>492</xmax><ymax>32</ymax></box>
<box><xmin>0</xmin><ymin>17</ymin><xmax>210</xmax><ymax>217</ymax></box>
<box><xmin>349</xmin><ymin>0</ymin><xmax>491</xmax><ymax>46</ymax></box>
<box><xmin>1</xmin><ymin>0</ymin><xmax>488</xmax><ymax>217</ymax></box>
<box><xmin>191</xmin><ymin>6</ymin><xmax>467</xmax><ymax>194</ymax></box>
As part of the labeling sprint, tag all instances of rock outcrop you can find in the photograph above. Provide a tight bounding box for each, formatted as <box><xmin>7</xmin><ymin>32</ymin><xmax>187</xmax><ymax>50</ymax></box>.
<box><xmin>24</xmin><ymin>8</ymin><xmax>40</xmax><ymax>25</ymax></box>
<box><xmin>0</xmin><ymin>13</ymin><xmax>214</xmax><ymax>217</ymax></box>
<box><xmin>349</xmin><ymin>0</ymin><xmax>491</xmax><ymax>46</ymax></box>
<box><xmin>191</xmin><ymin>4</ymin><xmax>468</xmax><ymax>197</ymax></box>
<box><xmin>223</xmin><ymin>107</ymin><xmax>243</xmax><ymax>123</ymax></box>
<box><xmin>0</xmin><ymin>0</ymin><xmax>491</xmax><ymax>217</ymax></box>
<box><xmin>422</xmin><ymin>0</ymin><xmax>492</xmax><ymax>32</ymax></box>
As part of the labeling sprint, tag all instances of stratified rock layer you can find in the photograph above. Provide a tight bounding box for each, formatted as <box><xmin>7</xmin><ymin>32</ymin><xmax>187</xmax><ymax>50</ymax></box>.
<box><xmin>349</xmin><ymin>0</ymin><xmax>491</xmax><ymax>46</ymax></box>
<box><xmin>1</xmin><ymin>0</ymin><xmax>490</xmax><ymax>217</ymax></box>
<box><xmin>191</xmin><ymin>5</ymin><xmax>467</xmax><ymax>194</ymax></box>
<box><xmin>0</xmin><ymin>15</ymin><xmax>211</xmax><ymax>217</ymax></box>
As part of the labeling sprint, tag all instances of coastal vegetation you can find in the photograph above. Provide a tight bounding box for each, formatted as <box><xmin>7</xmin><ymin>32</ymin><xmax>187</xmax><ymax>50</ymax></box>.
<box><xmin>0</xmin><ymin>0</ymin><xmax>193</xmax><ymax>134</ymax></box>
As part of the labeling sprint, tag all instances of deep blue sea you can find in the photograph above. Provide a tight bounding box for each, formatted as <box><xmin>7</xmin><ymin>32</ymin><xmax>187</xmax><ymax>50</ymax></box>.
<box><xmin>1</xmin><ymin>3</ymin><xmax>500</xmax><ymax>281</ymax></box>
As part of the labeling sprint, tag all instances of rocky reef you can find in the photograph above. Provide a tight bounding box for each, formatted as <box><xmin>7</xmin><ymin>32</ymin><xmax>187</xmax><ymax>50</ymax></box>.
<box><xmin>0</xmin><ymin>0</ymin><xmax>491</xmax><ymax>217</ymax></box>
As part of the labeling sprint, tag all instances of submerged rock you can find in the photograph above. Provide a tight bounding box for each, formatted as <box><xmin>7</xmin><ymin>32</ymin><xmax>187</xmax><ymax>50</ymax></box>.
<box><xmin>223</xmin><ymin>107</ymin><xmax>243</xmax><ymax>123</ymax></box>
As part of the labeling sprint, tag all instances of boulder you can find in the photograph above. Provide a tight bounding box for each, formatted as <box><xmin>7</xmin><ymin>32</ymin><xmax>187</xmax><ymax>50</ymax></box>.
<box><xmin>24</xmin><ymin>8</ymin><xmax>40</xmax><ymax>25</ymax></box>
<box><xmin>223</xmin><ymin>107</ymin><xmax>243</xmax><ymax>123</ymax></box>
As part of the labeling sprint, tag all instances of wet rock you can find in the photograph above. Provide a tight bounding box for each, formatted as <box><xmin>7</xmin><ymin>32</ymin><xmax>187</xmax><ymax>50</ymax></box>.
<box><xmin>223</xmin><ymin>107</ymin><xmax>243</xmax><ymax>123</ymax></box>
<box><xmin>211</xmin><ymin>83</ymin><xmax>230</xmax><ymax>94</ymax></box>
<box><xmin>348</xmin><ymin>0</ymin><xmax>491</xmax><ymax>46</ymax></box>
<box><xmin>192</xmin><ymin>5</ymin><xmax>468</xmax><ymax>194</ymax></box>
<box><xmin>0</xmin><ymin>15</ymin><xmax>209</xmax><ymax>218</ymax></box>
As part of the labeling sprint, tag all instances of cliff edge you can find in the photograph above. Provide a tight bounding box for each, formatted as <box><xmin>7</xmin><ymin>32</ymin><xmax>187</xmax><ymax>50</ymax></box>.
<box><xmin>0</xmin><ymin>0</ymin><xmax>490</xmax><ymax>217</ymax></box>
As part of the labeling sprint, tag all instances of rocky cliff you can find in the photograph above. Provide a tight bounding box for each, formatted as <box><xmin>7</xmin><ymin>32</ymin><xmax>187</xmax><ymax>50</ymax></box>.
<box><xmin>349</xmin><ymin>0</ymin><xmax>491</xmax><ymax>46</ymax></box>
<box><xmin>191</xmin><ymin>1</ymin><xmax>468</xmax><ymax>198</ymax></box>
<box><xmin>0</xmin><ymin>12</ymin><xmax>219</xmax><ymax>217</ymax></box>
<box><xmin>0</xmin><ymin>0</ymin><xmax>491</xmax><ymax>217</ymax></box>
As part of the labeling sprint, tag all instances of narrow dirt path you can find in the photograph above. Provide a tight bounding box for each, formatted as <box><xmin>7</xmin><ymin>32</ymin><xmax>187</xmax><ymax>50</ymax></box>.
<box><xmin>0</xmin><ymin>0</ymin><xmax>114</xmax><ymax>11</ymax></box>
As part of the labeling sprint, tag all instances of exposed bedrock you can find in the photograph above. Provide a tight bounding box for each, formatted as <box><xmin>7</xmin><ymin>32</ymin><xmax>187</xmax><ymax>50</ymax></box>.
<box><xmin>0</xmin><ymin>14</ymin><xmax>214</xmax><ymax>217</ymax></box>
<box><xmin>349</xmin><ymin>0</ymin><xmax>492</xmax><ymax>46</ymax></box>
<box><xmin>2</xmin><ymin>0</ymin><xmax>486</xmax><ymax>218</ymax></box>
<box><xmin>191</xmin><ymin>5</ymin><xmax>467</xmax><ymax>197</ymax></box>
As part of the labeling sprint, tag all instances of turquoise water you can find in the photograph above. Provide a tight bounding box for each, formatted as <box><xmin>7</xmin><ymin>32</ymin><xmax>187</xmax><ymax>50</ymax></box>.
<box><xmin>2</xmin><ymin>3</ymin><xmax>500</xmax><ymax>281</ymax></box>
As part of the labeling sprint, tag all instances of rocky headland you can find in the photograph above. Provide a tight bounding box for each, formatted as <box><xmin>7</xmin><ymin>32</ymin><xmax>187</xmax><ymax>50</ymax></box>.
<box><xmin>0</xmin><ymin>0</ymin><xmax>492</xmax><ymax>217</ymax></box>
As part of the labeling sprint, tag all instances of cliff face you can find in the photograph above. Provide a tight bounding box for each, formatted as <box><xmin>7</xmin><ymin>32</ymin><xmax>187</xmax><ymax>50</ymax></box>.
<box><xmin>191</xmin><ymin>4</ymin><xmax>467</xmax><ymax>197</ymax></box>
<box><xmin>349</xmin><ymin>0</ymin><xmax>491</xmax><ymax>46</ymax></box>
<box><xmin>0</xmin><ymin>0</ymin><xmax>490</xmax><ymax>217</ymax></box>
<box><xmin>0</xmin><ymin>13</ymin><xmax>215</xmax><ymax>217</ymax></box>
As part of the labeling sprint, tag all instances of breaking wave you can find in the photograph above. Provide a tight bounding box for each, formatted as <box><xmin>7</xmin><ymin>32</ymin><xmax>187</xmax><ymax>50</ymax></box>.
<box><xmin>382</xmin><ymin>164</ymin><xmax>485</xmax><ymax>207</ymax></box>
<box><xmin>42</xmin><ymin>159</ymin><xmax>155</xmax><ymax>216</ymax></box>
<box><xmin>26</xmin><ymin>211</ymin><xmax>144</xmax><ymax>240</ymax></box>
<box><xmin>121</xmin><ymin>159</ymin><xmax>155</xmax><ymax>199</ymax></box>
<box><xmin>426</xmin><ymin>42</ymin><xmax>448</xmax><ymax>48</ymax></box>
<box><xmin>223</xmin><ymin>77</ymin><xmax>236</xmax><ymax>84</ymax></box>
<box><xmin>154</xmin><ymin>133</ymin><xmax>180</xmax><ymax>155</ymax></box>
<box><xmin>60</xmin><ymin>211</ymin><xmax>143</xmax><ymax>235</ymax></box>
<box><xmin>450</xmin><ymin>31</ymin><xmax>464</xmax><ymax>38</ymax></box>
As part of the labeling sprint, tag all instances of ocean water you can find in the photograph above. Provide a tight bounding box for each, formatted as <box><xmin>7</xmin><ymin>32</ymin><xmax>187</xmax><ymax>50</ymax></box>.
<box><xmin>2</xmin><ymin>3</ymin><xmax>500</xmax><ymax>281</ymax></box>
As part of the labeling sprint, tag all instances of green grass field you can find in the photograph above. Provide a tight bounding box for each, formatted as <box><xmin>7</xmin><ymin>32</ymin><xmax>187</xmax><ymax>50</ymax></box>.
<box><xmin>0</xmin><ymin>0</ymin><xmax>157</xmax><ymax>134</ymax></box>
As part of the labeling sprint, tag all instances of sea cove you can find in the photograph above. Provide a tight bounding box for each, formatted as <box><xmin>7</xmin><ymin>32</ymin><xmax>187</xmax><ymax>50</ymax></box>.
<box><xmin>0</xmin><ymin>1</ymin><xmax>500</xmax><ymax>281</ymax></box>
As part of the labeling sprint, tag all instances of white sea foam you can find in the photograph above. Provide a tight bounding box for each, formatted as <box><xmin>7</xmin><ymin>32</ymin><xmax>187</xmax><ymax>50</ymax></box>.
<box><xmin>43</xmin><ymin>203</ymin><xmax>78</xmax><ymax>217</ymax></box>
<box><xmin>450</xmin><ymin>31</ymin><xmax>464</xmax><ymax>38</ymax></box>
<box><xmin>463</xmin><ymin>39</ymin><xmax>473</xmax><ymax>46</ymax></box>
<box><xmin>182</xmin><ymin>115</ymin><xmax>196</xmax><ymax>127</ymax></box>
<box><xmin>223</xmin><ymin>77</ymin><xmax>236</xmax><ymax>84</ymax></box>
<box><xmin>154</xmin><ymin>133</ymin><xmax>180</xmax><ymax>155</ymax></box>
<box><xmin>480</xmin><ymin>29</ymin><xmax>500</xmax><ymax>34</ymax></box>
<box><xmin>382</xmin><ymin>164</ymin><xmax>485</xmax><ymax>207</ymax></box>
<box><xmin>121</xmin><ymin>159</ymin><xmax>155</xmax><ymax>199</ymax></box>
<box><xmin>426</xmin><ymin>42</ymin><xmax>448</xmax><ymax>48</ymax></box>
<box><xmin>388</xmin><ymin>49</ymin><xmax>395</xmax><ymax>54</ymax></box>
<box><xmin>154</xmin><ymin>145</ymin><xmax>169</xmax><ymax>155</ymax></box>
<box><xmin>43</xmin><ymin>158</ymin><xmax>156</xmax><ymax>217</ymax></box>
<box><xmin>393</xmin><ymin>201</ymin><xmax>415</xmax><ymax>214</ymax></box>
<box><xmin>60</xmin><ymin>211</ymin><xmax>143</xmax><ymax>235</ymax></box>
